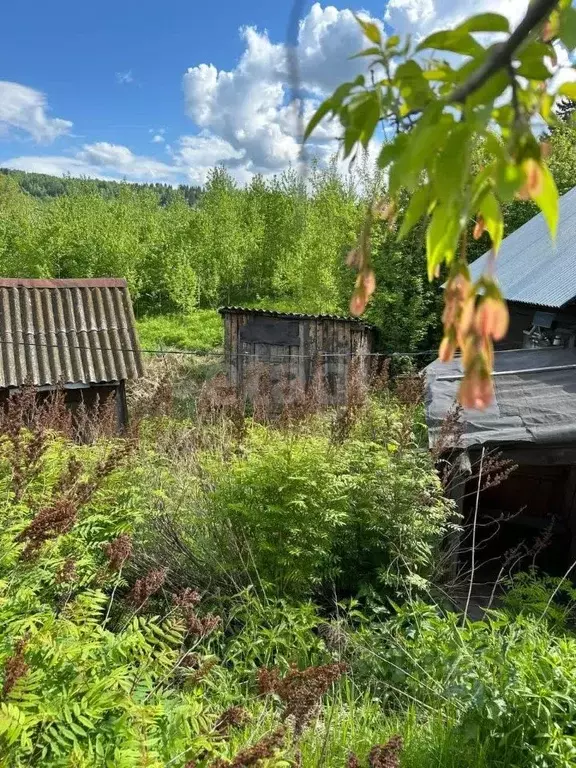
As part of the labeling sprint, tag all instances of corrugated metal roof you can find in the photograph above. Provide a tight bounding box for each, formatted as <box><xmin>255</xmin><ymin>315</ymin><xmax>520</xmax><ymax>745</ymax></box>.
<box><xmin>469</xmin><ymin>186</ymin><xmax>576</xmax><ymax>308</ymax></box>
<box><xmin>0</xmin><ymin>278</ymin><xmax>143</xmax><ymax>388</ymax></box>
<box><xmin>218</xmin><ymin>306</ymin><xmax>374</xmax><ymax>326</ymax></box>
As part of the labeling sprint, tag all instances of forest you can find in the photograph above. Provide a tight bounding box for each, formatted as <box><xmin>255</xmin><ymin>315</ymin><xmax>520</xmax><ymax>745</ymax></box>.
<box><xmin>3</xmin><ymin>117</ymin><xmax>576</xmax><ymax>354</ymax></box>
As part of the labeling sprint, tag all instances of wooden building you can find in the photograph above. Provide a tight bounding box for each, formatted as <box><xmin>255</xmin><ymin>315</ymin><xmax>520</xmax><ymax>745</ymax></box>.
<box><xmin>425</xmin><ymin>347</ymin><xmax>576</xmax><ymax>579</ymax></box>
<box><xmin>469</xmin><ymin>186</ymin><xmax>576</xmax><ymax>349</ymax></box>
<box><xmin>219</xmin><ymin>307</ymin><xmax>375</xmax><ymax>405</ymax></box>
<box><xmin>0</xmin><ymin>277</ymin><xmax>143</xmax><ymax>429</ymax></box>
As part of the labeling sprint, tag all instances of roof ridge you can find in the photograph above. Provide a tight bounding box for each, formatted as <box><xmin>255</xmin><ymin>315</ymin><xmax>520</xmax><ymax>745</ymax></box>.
<box><xmin>218</xmin><ymin>306</ymin><xmax>374</xmax><ymax>325</ymax></box>
<box><xmin>0</xmin><ymin>278</ymin><xmax>127</xmax><ymax>289</ymax></box>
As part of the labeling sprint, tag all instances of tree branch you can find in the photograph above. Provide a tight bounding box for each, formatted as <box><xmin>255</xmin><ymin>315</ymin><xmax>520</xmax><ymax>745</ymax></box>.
<box><xmin>449</xmin><ymin>0</ymin><xmax>560</xmax><ymax>104</ymax></box>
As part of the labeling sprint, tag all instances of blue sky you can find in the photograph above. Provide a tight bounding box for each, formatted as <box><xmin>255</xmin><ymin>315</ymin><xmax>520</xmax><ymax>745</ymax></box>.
<box><xmin>0</xmin><ymin>0</ymin><xmax>528</xmax><ymax>185</ymax></box>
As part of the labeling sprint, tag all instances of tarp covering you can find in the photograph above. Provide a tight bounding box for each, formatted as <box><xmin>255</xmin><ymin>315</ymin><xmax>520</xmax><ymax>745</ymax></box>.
<box><xmin>425</xmin><ymin>347</ymin><xmax>576</xmax><ymax>449</ymax></box>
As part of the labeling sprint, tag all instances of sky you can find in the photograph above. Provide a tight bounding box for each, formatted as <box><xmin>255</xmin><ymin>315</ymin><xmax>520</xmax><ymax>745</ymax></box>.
<box><xmin>0</xmin><ymin>0</ymin><xmax>532</xmax><ymax>187</ymax></box>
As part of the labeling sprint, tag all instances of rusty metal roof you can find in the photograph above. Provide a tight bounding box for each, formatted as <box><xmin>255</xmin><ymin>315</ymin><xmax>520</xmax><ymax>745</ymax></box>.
<box><xmin>0</xmin><ymin>277</ymin><xmax>143</xmax><ymax>388</ymax></box>
<box><xmin>218</xmin><ymin>306</ymin><xmax>374</xmax><ymax>327</ymax></box>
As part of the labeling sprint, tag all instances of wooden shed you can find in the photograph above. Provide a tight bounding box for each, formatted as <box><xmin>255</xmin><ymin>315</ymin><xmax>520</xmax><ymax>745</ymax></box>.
<box><xmin>219</xmin><ymin>307</ymin><xmax>375</xmax><ymax>405</ymax></box>
<box><xmin>0</xmin><ymin>277</ymin><xmax>143</xmax><ymax>430</ymax></box>
<box><xmin>425</xmin><ymin>347</ymin><xmax>576</xmax><ymax>579</ymax></box>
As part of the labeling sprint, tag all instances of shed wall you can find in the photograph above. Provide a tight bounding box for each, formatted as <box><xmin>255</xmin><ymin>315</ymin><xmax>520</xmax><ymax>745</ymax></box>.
<box><xmin>223</xmin><ymin>311</ymin><xmax>373</xmax><ymax>405</ymax></box>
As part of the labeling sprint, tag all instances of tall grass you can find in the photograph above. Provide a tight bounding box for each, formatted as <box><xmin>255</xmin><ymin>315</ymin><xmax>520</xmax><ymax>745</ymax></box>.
<box><xmin>136</xmin><ymin>310</ymin><xmax>223</xmax><ymax>351</ymax></box>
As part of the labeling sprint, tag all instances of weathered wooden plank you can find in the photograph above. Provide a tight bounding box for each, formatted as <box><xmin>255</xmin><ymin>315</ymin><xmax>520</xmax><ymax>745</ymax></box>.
<box><xmin>298</xmin><ymin>321</ymin><xmax>307</xmax><ymax>390</ymax></box>
<box><xmin>337</xmin><ymin>321</ymin><xmax>347</xmax><ymax>404</ymax></box>
<box><xmin>240</xmin><ymin>317</ymin><xmax>299</xmax><ymax>345</ymax></box>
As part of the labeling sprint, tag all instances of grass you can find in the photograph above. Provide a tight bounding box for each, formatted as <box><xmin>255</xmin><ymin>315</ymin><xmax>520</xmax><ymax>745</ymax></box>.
<box><xmin>136</xmin><ymin>309</ymin><xmax>223</xmax><ymax>352</ymax></box>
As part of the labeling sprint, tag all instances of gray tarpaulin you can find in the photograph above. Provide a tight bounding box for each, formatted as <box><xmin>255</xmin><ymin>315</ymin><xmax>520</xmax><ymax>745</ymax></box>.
<box><xmin>425</xmin><ymin>347</ymin><xmax>576</xmax><ymax>449</ymax></box>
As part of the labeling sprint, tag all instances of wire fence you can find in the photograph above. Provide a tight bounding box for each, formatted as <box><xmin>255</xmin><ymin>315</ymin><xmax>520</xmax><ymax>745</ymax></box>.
<box><xmin>0</xmin><ymin>336</ymin><xmax>438</xmax><ymax>361</ymax></box>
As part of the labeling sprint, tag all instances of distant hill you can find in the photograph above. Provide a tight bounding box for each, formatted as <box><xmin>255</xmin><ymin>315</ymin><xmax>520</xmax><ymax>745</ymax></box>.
<box><xmin>0</xmin><ymin>167</ymin><xmax>201</xmax><ymax>206</ymax></box>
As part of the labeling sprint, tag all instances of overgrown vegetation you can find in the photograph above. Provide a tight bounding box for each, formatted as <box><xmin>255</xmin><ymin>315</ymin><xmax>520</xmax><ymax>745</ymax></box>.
<box><xmin>0</xmin><ymin>375</ymin><xmax>574</xmax><ymax>768</ymax></box>
<box><xmin>136</xmin><ymin>310</ymin><xmax>223</xmax><ymax>352</ymax></box>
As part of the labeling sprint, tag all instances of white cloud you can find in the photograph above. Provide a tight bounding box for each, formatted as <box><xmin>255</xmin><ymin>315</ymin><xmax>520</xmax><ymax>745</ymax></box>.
<box><xmin>3</xmin><ymin>142</ymin><xmax>183</xmax><ymax>184</ymax></box>
<box><xmin>182</xmin><ymin>3</ymin><xmax>379</xmax><ymax>176</ymax></box>
<box><xmin>385</xmin><ymin>0</ymin><xmax>528</xmax><ymax>38</ymax></box>
<box><xmin>172</xmin><ymin>133</ymin><xmax>246</xmax><ymax>184</ymax></box>
<box><xmin>116</xmin><ymin>70</ymin><xmax>134</xmax><ymax>85</ymax></box>
<box><xmin>0</xmin><ymin>81</ymin><xmax>72</xmax><ymax>143</ymax></box>
<box><xmin>6</xmin><ymin>1</ymin><xmax>563</xmax><ymax>189</ymax></box>
<box><xmin>76</xmin><ymin>142</ymin><xmax>180</xmax><ymax>180</ymax></box>
<box><xmin>1</xmin><ymin>155</ymin><xmax>117</xmax><ymax>180</ymax></box>
<box><xmin>1</xmin><ymin>137</ymin><xmax>248</xmax><ymax>187</ymax></box>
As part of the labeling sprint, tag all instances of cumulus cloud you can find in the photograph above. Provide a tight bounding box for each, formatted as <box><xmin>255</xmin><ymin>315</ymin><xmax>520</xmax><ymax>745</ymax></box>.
<box><xmin>385</xmin><ymin>0</ymin><xmax>528</xmax><ymax>38</ymax></box>
<box><xmin>4</xmin><ymin>1</ymin><xmax>569</xmax><ymax>188</ymax></box>
<box><xmin>2</xmin><ymin>137</ymin><xmax>249</xmax><ymax>187</ymax></box>
<box><xmin>181</xmin><ymin>0</ymin><xmax>565</xmax><ymax>180</ymax></box>
<box><xmin>182</xmin><ymin>3</ymin><xmax>379</xmax><ymax>176</ymax></box>
<box><xmin>3</xmin><ymin>142</ymin><xmax>183</xmax><ymax>184</ymax></box>
<box><xmin>0</xmin><ymin>81</ymin><xmax>72</xmax><ymax>143</ymax></box>
<box><xmin>76</xmin><ymin>142</ymin><xmax>181</xmax><ymax>180</ymax></box>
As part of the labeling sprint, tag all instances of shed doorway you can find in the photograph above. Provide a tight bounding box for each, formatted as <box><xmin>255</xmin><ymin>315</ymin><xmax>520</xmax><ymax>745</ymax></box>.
<box><xmin>460</xmin><ymin>462</ymin><xmax>576</xmax><ymax>580</ymax></box>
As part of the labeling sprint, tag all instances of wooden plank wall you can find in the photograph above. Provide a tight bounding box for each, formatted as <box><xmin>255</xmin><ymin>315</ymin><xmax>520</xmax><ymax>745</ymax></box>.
<box><xmin>222</xmin><ymin>311</ymin><xmax>374</xmax><ymax>406</ymax></box>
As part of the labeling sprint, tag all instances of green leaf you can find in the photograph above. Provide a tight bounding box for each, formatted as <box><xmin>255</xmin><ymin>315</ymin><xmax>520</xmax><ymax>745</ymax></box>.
<box><xmin>457</xmin><ymin>12</ymin><xmax>510</xmax><ymax>33</ymax></box>
<box><xmin>540</xmin><ymin>91</ymin><xmax>555</xmax><ymax>122</ymax></box>
<box><xmin>494</xmin><ymin>162</ymin><xmax>523</xmax><ymax>201</ymax></box>
<box><xmin>478</xmin><ymin>190</ymin><xmax>504</xmax><ymax>253</ymax></box>
<box><xmin>349</xmin><ymin>46</ymin><xmax>382</xmax><ymax>59</ymax></box>
<box><xmin>398</xmin><ymin>185</ymin><xmax>431</xmax><ymax>239</ymax></box>
<box><xmin>303</xmin><ymin>98</ymin><xmax>334</xmax><ymax>142</ymax></box>
<box><xmin>515</xmin><ymin>60</ymin><xmax>551</xmax><ymax>80</ymax></box>
<box><xmin>422</xmin><ymin>67</ymin><xmax>453</xmax><ymax>81</ymax></box>
<box><xmin>433</xmin><ymin>123</ymin><xmax>472</xmax><ymax>197</ymax></box>
<box><xmin>386</xmin><ymin>34</ymin><xmax>400</xmax><ymax>48</ymax></box>
<box><xmin>395</xmin><ymin>60</ymin><xmax>433</xmax><ymax>110</ymax></box>
<box><xmin>346</xmin><ymin>90</ymin><xmax>381</xmax><ymax>150</ymax></box>
<box><xmin>343</xmin><ymin>125</ymin><xmax>360</xmax><ymax>158</ymax></box>
<box><xmin>559</xmin><ymin>82</ymin><xmax>576</xmax><ymax>99</ymax></box>
<box><xmin>559</xmin><ymin>5</ymin><xmax>576</xmax><ymax>50</ymax></box>
<box><xmin>416</xmin><ymin>29</ymin><xmax>484</xmax><ymax>57</ymax></box>
<box><xmin>377</xmin><ymin>134</ymin><xmax>408</xmax><ymax>169</ymax></box>
<box><xmin>355</xmin><ymin>16</ymin><xmax>382</xmax><ymax>45</ymax></box>
<box><xmin>532</xmin><ymin>163</ymin><xmax>559</xmax><ymax>240</ymax></box>
<box><xmin>426</xmin><ymin>201</ymin><xmax>461</xmax><ymax>280</ymax></box>
<box><xmin>391</xmin><ymin>109</ymin><xmax>452</xmax><ymax>193</ymax></box>
<box><xmin>515</xmin><ymin>46</ymin><xmax>551</xmax><ymax>80</ymax></box>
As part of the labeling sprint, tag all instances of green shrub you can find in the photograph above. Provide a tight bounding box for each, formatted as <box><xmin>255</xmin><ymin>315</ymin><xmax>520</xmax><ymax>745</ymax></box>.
<box><xmin>5</xmin><ymin>405</ymin><xmax>576</xmax><ymax>768</ymax></box>
<box><xmin>202</xmin><ymin>402</ymin><xmax>452</xmax><ymax>599</ymax></box>
<box><xmin>205</xmin><ymin>424</ymin><xmax>350</xmax><ymax>594</ymax></box>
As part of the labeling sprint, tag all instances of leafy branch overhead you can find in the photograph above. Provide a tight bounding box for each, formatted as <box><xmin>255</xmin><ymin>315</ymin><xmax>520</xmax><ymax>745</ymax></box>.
<box><xmin>305</xmin><ymin>0</ymin><xmax>576</xmax><ymax>408</ymax></box>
